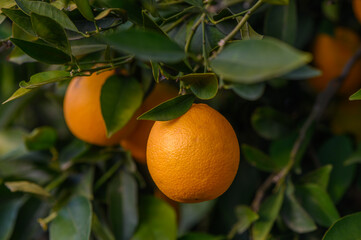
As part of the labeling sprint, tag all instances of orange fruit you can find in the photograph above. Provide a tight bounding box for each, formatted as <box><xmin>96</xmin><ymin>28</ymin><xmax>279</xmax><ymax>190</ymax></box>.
<box><xmin>331</xmin><ymin>101</ymin><xmax>361</xmax><ymax>142</ymax></box>
<box><xmin>120</xmin><ymin>83</ymin><xmax>178</xmax><ymax>163</ymax></box>
<box><xmin>353</xmin><ymin>0</ymin><xmax>361</xmax><ymax>24</ymax></box>
<box><xmin>309</xmin><ymin>27</ymin><xmax>361</xmax><ymax>95</ymax></box>
<box><xmin>147</xmin><ymin>103</ymin><xmax>240</xmax><ymax>203</ymax></box>
<box><xmin>64</xmin><ymin>70</ymin><xmax>139</xmax><ymax>146</ymax></box>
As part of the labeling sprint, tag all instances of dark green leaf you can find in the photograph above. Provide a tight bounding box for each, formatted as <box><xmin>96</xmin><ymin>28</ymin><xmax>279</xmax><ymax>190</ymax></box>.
<box><xmin>345</xmin><ymin>143</ymin><xmax>361</xmax><ymax>165</ymax></box>
<box><xmin>296</xmin><ymin>184</ymin><xmax>340</xmax><ymax>227</ymax></box>
<box><xmin>50</xmin><ymin>196</ymin><xmax>92</xmax><ymax>240</ymax></box>
<box><xmin>100</xmin><ymin>75</ymin><xmax>143</xmax><ymax>137</ymax></box>
<box><xmin>231</xmin><ymin>205</ymin><xmax>259</xmax><ymax>235</ymax></box>
<box><xmin>242</xmin><ymin>144</ymin><xmax>280</xmax><ymax>172</ymax></box>
<box><xmin>74</xmin><ymin>168</ymin><xmax>94</xmax><ymax>200</ymax></box>
<box><xmin>8</xmin><ymin>46</ymin><xmax>36</xmax><ymax>64</ymax></box>
<box><xmin>0</xmin><ymin>198</ymin><xmax>23</xmax><ymax>240</ymax></box>
<box><xmin>210</xmin><ymin>38</ymin><xmax>311</xmax><ymax>84</ymax></box>
<box><xmin>299</xmin><ymin>165</ymin><xmax>333</xmax><ymax>191</ymax></box>
<box><xmin>10</xmin><ymin>38</ymin><xmax>71</xmax><ymax>64</ymax></box>
<box><xmin>30</xmin><ymin>13</ymin><xmax>70</xmax><ymax>53</ymax></box>
<box><xmin>251</xmin><ymin>107</ymin><xmax>291</xmax><ymax>140</ymax></box>
<box><xmin>180</xmin><ymin>73</ymin><xmax>218</xmax><ymax>100</ymax></box>
<box><xmin>101</xmin><ymin>28</ymin><xmax>185</xmax><ymax>63</ymax></box>
<box><xmin>12</xmin><ymin>22</ymin><xmax>37</xmax><ymax>41</ymax></box>
<box><xmin>74</xmin><ymin>0</ymin><xmax>94</xmax><ymax>21</ymax></box>
<box><xmin>318</xmin><ymin>136</ymin><xmax>355</xmax><ymax>203</ymax></box>
<box><xmin>179</xmin><ymin>233</ymin><xmax>224</xmax><ymax>240</ymax></box>
<box><xmin>323</xmin><ymin>211</ymin><xmax>361</xmax><ymax>240</ymax></box>
<box><xmin>241</xmin><ymin>22</ymin><xmax>263</xmax><ymax>40</ymax></box>
<box><xmin>20</xmin><ymin>70</ymin><xmax>71</xmax><ymax>89</ymax></box>
<box><xmin>2</xmin><ymin>87</ymin><xmax>32</xmax><ymax>104</ymax></box>
<box><xmin>283</xmin><ymin>65</ymin><xmax>322</xmax><ymax>80</ymax></box>
<box><xmin>107</xmin><ymin>171</ymin><xmax>138</xmax><ymax>240</ymax></box>
<box><xmin>132</xmin><ymin>196</ymin><xmax>177</xmax><ymax>240</ymax></box>
<box><xmin>25</xmin><ymin>126</ymin><xmax>57</xmax><ymax>151</ymax></box>
<box><xmin>138</xmin><ymin>94</ymin><xmax>195</xmax><ymax>121</ymax></box>
<box><xmin>15</xmin><ymin>0</ymin><xmax>79</xmax><ymax>33</ymax></box>
<box><xmin>349</xmin><ymin>88</ymin><xmax>361</xmax><ymax>101</ymax></box>
<box><xmin>5</xmin><ymin>181</ymin><xmax>51</xmax><ymax>197</ymax></box>
<box><xmin>230</xmin><ymin>82</ymin><xmax>265</xmax><ymax>101</ymax></box>
<box><xmin>264</xmin><ymin>0</ymin><xmax>297</xmax><ymax>45</ymax></box>
<box><xmin>1</xmin><ymin>8</ymin><xmax>35</xmax><ymax>36</ymax></box>
<box><xmin>92</xmin><ymin>214</ymin><xmax>115</xmax><ymax>240</ymax></box>
<box><xmin>252</xmin><ymin>187</ymin><xmax>285</xmax><ymax>240</ymax></box>
<box><xmin>142</xmin><ymin>11</ymin><xmax>166</xmax><ymax>35</ymax></box>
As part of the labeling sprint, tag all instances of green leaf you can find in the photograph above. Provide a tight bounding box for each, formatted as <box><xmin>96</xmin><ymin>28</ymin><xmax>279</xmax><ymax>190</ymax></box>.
<box><xmin>230</xmin><ymin>82</ymin><xmax>265</xmax><ymax>101</ymax></box>
<box><xmin>12</xmin><ymin>22</ymin><xmax>37</xmax><ymax>41</ymax></box>
<box><xmin>179</xmin><ymin>233</ymin><xmax>224</xmax><ymax>240</ymax></box>
<box><xmin>281</xmin><ymin>182</ymin><xmax>316</xmax><ymax>233</ymax></box>
<box><xmin>19</xmin><ymin>70</ymin><xmax>71</xmax><ymax>89</ymax></box>
<box><xmin>210</xmin><ymin>38</ymin><xmax>311</xmax><ymax>84</ymax></box>
<box><xmin>15</xmin><ymin>0</ymin><xmax>79</xmax><ymax>33</ymax></box>
<box><xmin>1</xmin><ymin>8</ymin><xmax>35</xmax><ymax>36</ymax></box>
<box><xmin>74</xmin><ymin>0</ymin><xmax>94</xmax><ymax>21</ymax></box>
<box><xmin>283</xmin><ymin>65</ymin><xmax>322</xmax><ymax>80</ymax></box>
<box><xmin>10</xmin><ymin>38</ymin><xmax>71</xmax><ymax>64</ymax></box>
<box><xmin>100</xmin><ymin>75</ymin><xmax>143</xmax><ymax>137</ymax></box>
<box><xmin>30</xmin><ymin>13</ymin><xmax>70</xmax><ymax>53</ymax></box>
<box><xmin>180</xmin><ymin>73</ymin><xmax>218</xmax><ymax>100</ymax></box>
<box><xmin>299</xmin><ymin>165</ymin><xmax>333</xmax><ymax>191</ymax></box>
<box><xmin>349</xmin><ymin>88</ymin><xmax>361</xmax><ymax>101</ymax></box>
<box><xmin>242</xmin><ymin>144</ymin><xmax>280</xmax><ymax>172</ymax></box>
<box><xmin>74</xmin><ymin>168</ymin><xmax>94</xmax><ymax>200</ymax></box>
<box><xmin>0</xmin><ymin>198</ymin><xmax>23</xmax><ymax>240</ymax></box>
<box><xmin>5</xmin><ymin>181</ymin><xmax>51</xmax><ymax>197</ymax></box>
<box><xmin>252</xmin><ymin>187</ymin><xmax>285</xmax><ymax>240</ymax></box>
<box><xmin>138</xmin><ymin>94</ymin><xmax>195</xmax><ymax>121</ymax></box>
<box><xmin>132</xmin><ymin>196</ymin><xmax>177</xmax><ymax>240</ymax></box>
<box><xmin>263</xmin><ymin>0</ymin><xmax>289</xmax><ymax>5</ymax></box>
<box><xmin>0</xmin><ymin>0</ymin><xmax>16</xmax><ymax>10</ymax></box>
<box><xmin>24</xmin><ymin>126</ymin><xmax>57</xmax><ymax>151</ymax></box>
<box><xmin>323</xmin><ymin>211</ymin><xmax>361</xmax><ymax>240</ymax></box>
<box><xmin>240</xmin><ymin>22</ymin><xmax>263</xmax><ymax>40</ymax></box>
<box><xmin>296</xmin><ymin>184</ymin><xmax>340</xmax><ymax>227</ymax></box>
<box><xmin>107</xmin><ymin>171</ymin><xmax>138</xmax><ymax>240</ymax></box>
<box><xmin>231</xmin><ymin>205</ymin><xmax>259</xmax><ymax>235</ymax></box>
<box><xmin>50</xmin><ymin>196</ymin><xmax>92</xmax><ymax>240</ymax></box>
<box><xmin>345</xmin><ymin>143</ymin><xmax>361</xmax><ymax>165</ymax></box>
<box><xmin>92</xmin><ymin>214</ymin><xmax>115</xmax><ymax>240</ymax></box>
<box><xmin>101</xmin><ymin>28</ymin><xmax>185</xmax><ymax>63</ymax></box>
<box><xmin>150</xmin><ymin>61</ymin><xmax>160</xmax><ymax>83</ymax></box>
<box><xmin>318</xmin><ymin>136</ymin><xmax>355</xmax><ymax>203</ymax></box>
<box><xmin>2</xmin><ymin>87</ymin><xmax>32</xmax><ymax>104</ymax></box>
<box><xmin>142</xmin><ymin>11</ymin><xmax>166</xmax><ymax>36</ymax></box>
<box><xmin>251</xmin><ymin>107</ymin><xmax>291</xmax><ymax>140</ymax></box>
<box><xmin>264</xmin><ymin>0</ymin><xmax>297</xmax><ymax>45</ymax></box>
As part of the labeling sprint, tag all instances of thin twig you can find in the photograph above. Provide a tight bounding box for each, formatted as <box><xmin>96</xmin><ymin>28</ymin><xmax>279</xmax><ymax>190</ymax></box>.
<box><xmin>185</xmin><ymin>13</ymin><xmax>206</xmax><ymax>53</ymax></box>
<box><xmin>250</xmin><ymin>44</ymin><xmax>361</xmax><ymax>212</ymax></box>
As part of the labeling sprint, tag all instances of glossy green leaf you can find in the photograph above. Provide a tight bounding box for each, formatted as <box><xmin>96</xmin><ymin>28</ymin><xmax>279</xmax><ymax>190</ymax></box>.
<box><xmin>50</xmin><ymin>196</ymin><xmax>92</xmax><ymax>240</ymax></box>
<box><xmin>210</xmin><ymin>38</ymin><xmax>311</xmax><ymax>84</ymax></box>
<box><xmin>252</xmin><ymin>187</ymin><xmax>285</xmax><ymax>240</ymax></box>
<box><xmin>349</xmin><ymin>88</ymin><xmax>361</xmax><ymax>101</ymax></box>
<box><xmin>299</xmin><ymin>165</ymin><xmax>333</xmax><ymax>191</ymax></box>
<box><xmin>101</xmin><ymin>28</ymin><xmax>185</xmax><ymax>63</ymax></box>
<box><xmin>283</xmin><ymin>65</ymin><xmax>321</xmax><ymax>80</ymax></box>
<box><xmin>10</xmin><ymin>38</ymin><xmax>71</xmax><ymax>64</ymax></box>
<box><xmin>242</xmin><ymin>144</ymin><xmax>280</xmax><ymax>172</ymax></box>
<box><xmin>20</xmin><ymin>70</ymin><xmax>71</xmax><ymax>89</ymax></box>
<box><xmin>318</xmin><ymin>136</ymin><xmax>355</xmax><ymax>203</ymax></box>
<box><xmin>142</xmin><ymin>11</ymin><xmax>166</xmax><ymax>36</ymax></box>
<box><xmin>281</xmin><ymin>182</ymin><xmax>316</xmax><ymax>233</ymax></box>
<box><xmin>74</xmin><ymin>0</ymin><xmax>94</xmax><ymax>21</ymax></box>
<box><xmin>1</xmin><ymin>8</ymin><xmax>35</xmax><ymax>36</ymax></box>
<box><xmin>15</xmin><ymin>0</ymin><xmax>79</xmax><ymax>32</ymax></box>
<box><xmin>30</xmin><ymin>13</ymin><xmax>70</xmax><ymax>52</ymax></box>
<box><xmin>24</xmin><ymin>126</ymin><xmax>57</xmax><ymax>151</ymax></box>
<box><xmin>138</xmin><ymin>94</ymin><xmax>194</xmax><ymax>121</ymax></box>
<box><xmin>107</xmin><ymin>171</ymin><xmax>138</xmax><ymax>240</ymax></box>
<box><xmin>231</xmin><ymin>205</ymin><xmax>259</xmax><ymax>235</ymax></box>
<box><xmin>100</xmin><ymin>75</ymin><xmax>143</xmax><ymax>137</ymax></box>
<box><xmin>296</xmin><ymin>184</ymin><xmax>340</xmax><ymax>227</ymax></box>
<box><xmin>8</xmin><ymin>46</ymin><xmax>36</xmax><ymax>64</ymax></box>
<box><xmin>5</xmin><ymin>181</ymin><xmax>51</xmax><ymax>197</ymax></box>
<box><xmin>323</xmin><ymin>211</ymin><xmax>361</xmax><ymax>240</ymax></box>
<box><xmin>12</xmin><ymin>22</ymin><xmax>37</xmax><ymax>41</ymax></box>
<box><xmin>264</xmin><ymin>0</ymin><xmax>297</xmax><ymax>45</ymax></box>
<box><xmin>251</xmin><ymin>107</ymin><xmax>291</xmax><ymax>140</ymax></box>
<box><xmin>241</xmin><ymin>22</ymin><xmax>263</xmax><ymax>40</ymax></box>
<box><xmin>2</xmin><ymin>87</ymin><xmax>32</xmax><ymax>104</ymax></box>
<box><xmin>0</xmin><ymin>198</ymin><xmax>23</xmax><ymax>240</ymax></box>
<box><xmin>230</xmin><ymin>82</ymin><xmax>265</xmax><ymax>101</ymax></box>
<box><xmin>180</xmin><ymin>73</ymin><xmax>218</xmax><ymax>100</ymax></box>
<box><xmin>179</xmin><ymin>233</ymin><xmax>224</xmax><ymax>240</ymax></box>
<box><xmin>132</xmin><ymin>196</ymin><xmax>177</xmax><ymax>240</ymax></box>
<box><xmin>0</xmin><ymin>0</ymin><xmax>16</xmax><ymax>10</ymax></box>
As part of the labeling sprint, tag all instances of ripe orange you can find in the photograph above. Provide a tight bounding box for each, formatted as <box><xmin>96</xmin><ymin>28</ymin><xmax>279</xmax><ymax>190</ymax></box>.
<box><xmin>147</xmin><ymin>103</ymin><xmax>240</xmax><ymax>203</ymax></box>
<box><xmin>353</xmin><ymin>0</ymin><xmax>361</xmax><ymax>24</ymax></box>
<box><xmin>64</xmin><ymin>70</ymin><xmax>139</xmax><ymax>146</ymax></box>
<box><xmin>309</xmin><ymin>27</ymin><xmax>361</xmax><ymax>95</ymax></box>
<box><xmin>120</xmin><ymin>83</ymin><xmax>178</xmax><ymax>163</ymax></box>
